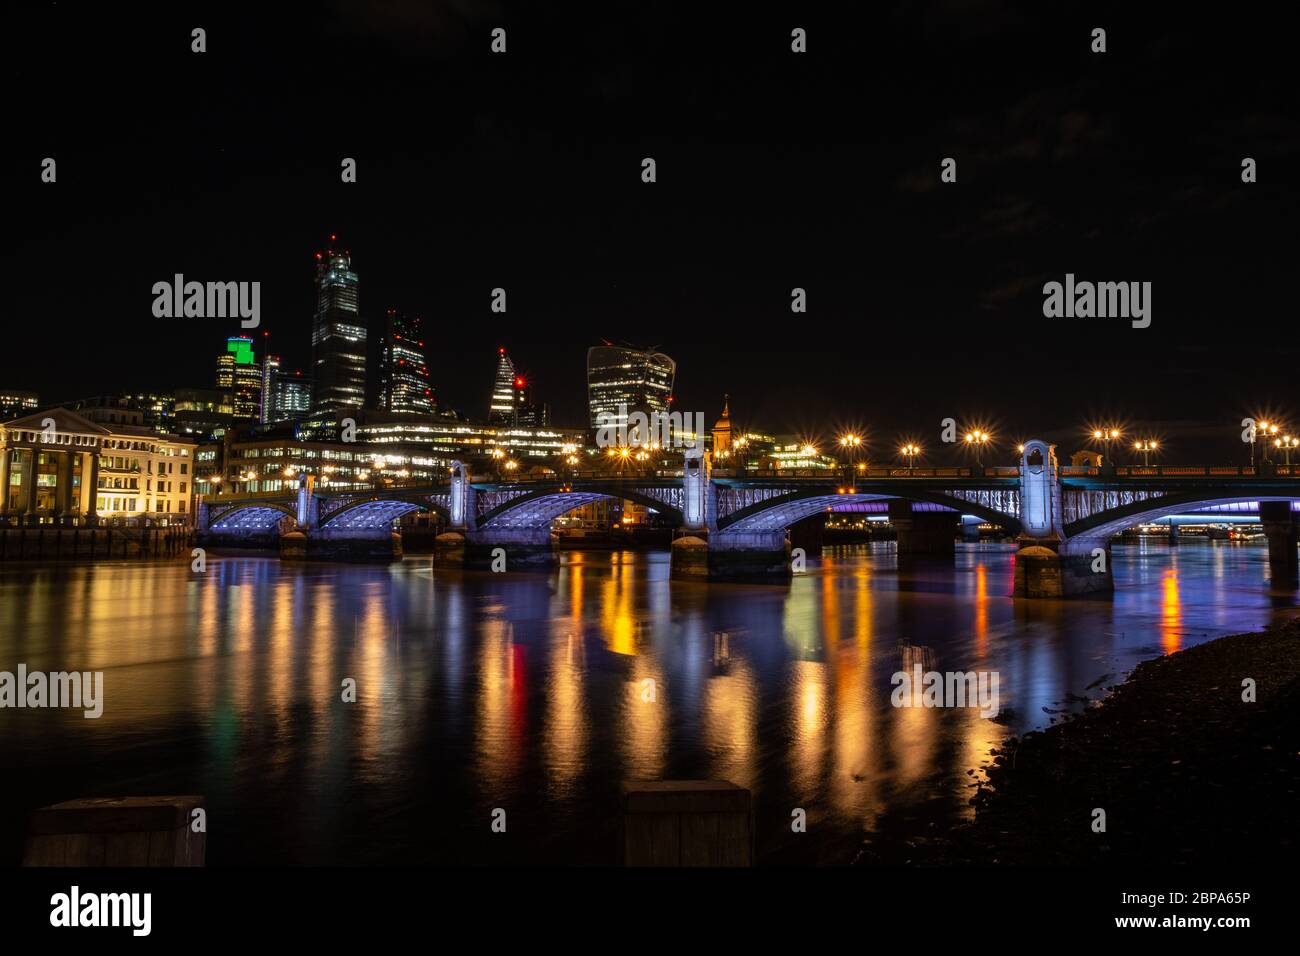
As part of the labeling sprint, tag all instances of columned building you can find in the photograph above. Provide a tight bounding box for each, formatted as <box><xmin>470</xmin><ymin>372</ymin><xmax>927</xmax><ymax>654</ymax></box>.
<box><xmin>0</xmin><ymin>408</ymin><xmax>196</xmax><ymax>525</ymax></box>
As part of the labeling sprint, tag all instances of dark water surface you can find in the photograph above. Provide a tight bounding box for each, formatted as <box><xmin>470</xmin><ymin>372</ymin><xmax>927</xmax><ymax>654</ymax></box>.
<box><xmin>2</xmin><ymin>540</ymin><xmax>1296</xmax><ymax>865</ymax></box>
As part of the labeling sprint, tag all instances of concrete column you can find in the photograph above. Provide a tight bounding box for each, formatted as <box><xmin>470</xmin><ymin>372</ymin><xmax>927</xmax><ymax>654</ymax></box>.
<box><xmin>673</xmin><ymin>529</ymin><xmax>790</xmax><ymax>582</ymax></box>
<box><xmin>1167</xmin><ymin>521</ymin><xmax>1180</xmax><ymax>545</ymax></box>
<box><xmin>1259</xmin><ymin>501</ymin><xmax>1298</xmax><ymax>582</ymax></box>
<box><xmin>0</xmin><ymin>447</ymin><xmax>10</xmax><ymax>513</ymax></box>
<box><xmin>56</xmin><ymin>451</ymin><xmax>73</xmax><ymax>517</ymax></box>
<box><xmin>20</xmin><ymin>450</ymin><xmax>36</xmax><ymax>516</ymax></box>
<box><xmin>86</xmin><ymin>450</ymin><xmax>100</xmax><ymax>523</ymax></box>
<box><xmin>889</xmin><ymin>500</ymin><xmax>957</xmax><ymax>557</ymax></box>
<box><xmin>788</xmin><ymin>513</ymin><xmax>825</xmax><ymax>558</ymax></box>
<box><xmin>1014</xmin><ymin>538</ymin><xmax>1114</xmax><ymax>598</ymax></box>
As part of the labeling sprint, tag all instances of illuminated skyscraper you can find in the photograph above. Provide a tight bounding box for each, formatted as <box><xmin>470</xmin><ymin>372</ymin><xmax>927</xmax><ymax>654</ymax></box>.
<box><xmin>379</xmin><ymin>309</ymin><xmax>433</xmax><ymax>415</ymax></box>
<box><xmin>488</xmin><ymin>348</ymin><xmax>518</xmax><ymax>424</ymax></box>
<box><xmin>216</xmin><ymin>336</ymin><xmax>263</xmax><ymax>421</ymax></box>
<box><xmin>260</xmin><ymin>353</ymin><xmax>280</xmax><ymax>424</ymax></box>
<box><xmin>586</xmin><ymin>345</ymin><xmax>676</xmax><ymax>435</ymax></box>
<box><xmin>309</xmin><ymin>237</ymin><xmax>365</xmax><ymax>413</ymax></box>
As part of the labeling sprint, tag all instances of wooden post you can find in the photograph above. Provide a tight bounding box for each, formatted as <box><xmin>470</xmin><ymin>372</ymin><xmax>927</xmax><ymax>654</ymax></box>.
<box><xmin>23</xmin><ymin>796</ymin><xmax>206</xmax><ymax>867</ymax></box>
<box><xmin>623</xmin><ymin>780</ymin><xmax>752</xmax><ymax>866</ymax></box>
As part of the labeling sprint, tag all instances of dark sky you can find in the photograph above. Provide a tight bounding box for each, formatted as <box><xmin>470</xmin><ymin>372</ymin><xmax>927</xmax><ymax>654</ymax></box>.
<box><xmin>6</xmin><ymin>1</ymin><xmax>1297</xmax><ymax>461</ymax></box>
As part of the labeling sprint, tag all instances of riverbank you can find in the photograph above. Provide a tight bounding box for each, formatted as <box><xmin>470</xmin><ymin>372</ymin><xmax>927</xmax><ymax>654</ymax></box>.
<box><xmin>860</xmin><ymin>614</ymin><xmax>1300</xmax><ymax>865</ymax></box>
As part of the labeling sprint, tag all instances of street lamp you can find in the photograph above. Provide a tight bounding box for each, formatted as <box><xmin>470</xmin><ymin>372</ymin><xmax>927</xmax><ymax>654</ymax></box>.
<box><xmin>1259</xmin><ymin>422</ymin><xmax>1281</xmax><ymax>462</ymax></box>
<box><xmin>963</xmin><ymin>430</ymin><xmax>990</xmax><ymax>471</ymax></box>
<box><xmin>1090</xmin><ymin>426</ymin><xmax>1123</xmax><ymax>466</ymax></box>
<box><xmin>900</xmin><ymin>443</ymin><xmax>921</xmax><ymax>471</ymax></box>
<box><xmin>1133</xmin><ymin>439</ymin><xmax>1159</xmax><ymax>467</ymax></box>
<box><xmin>1277</xmin><ymin>436</ymin><xmax>1297</xmax><ymax>467</ymax></box>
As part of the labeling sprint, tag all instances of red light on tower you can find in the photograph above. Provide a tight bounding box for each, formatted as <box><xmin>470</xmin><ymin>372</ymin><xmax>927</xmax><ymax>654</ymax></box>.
<box><xmin>498</xmin><ymin>347</ymin><xmax>505</xmax><ymax>355</ymax></box>
<box><xmin>514</xmin><ymin>377</ymin><xmax>525</xmax><ymax>388</ymax></box>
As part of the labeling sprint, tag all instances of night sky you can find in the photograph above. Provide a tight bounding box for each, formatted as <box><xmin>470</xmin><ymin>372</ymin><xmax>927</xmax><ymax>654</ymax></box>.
<box><xmin>6</xmin><ymin>2</ymin><xmax>1297</xmax><ymax>460</ymax></box>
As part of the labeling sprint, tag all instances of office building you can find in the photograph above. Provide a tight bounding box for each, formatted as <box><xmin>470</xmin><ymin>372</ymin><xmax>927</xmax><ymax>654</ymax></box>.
<box><xmin>309</xmin><ymin>237</ymin><xmax>365</xmax><ymax>412</ymax></box>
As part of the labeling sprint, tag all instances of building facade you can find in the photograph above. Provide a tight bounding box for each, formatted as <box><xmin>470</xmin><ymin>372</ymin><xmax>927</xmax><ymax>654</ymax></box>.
<box><xmin>379</xmin><ymin>309</ymin><xmax>433</xmax><ymax>415</ymax></box>
<box><xmin>1</xmin><ymin>408</ymin><xmax>196</xmax><ymax>525</ymax></box>
<box><xmin>586</xmin><ymin>345</ymin><xmax>676</xmax><ymax>437</ymax></box>
<box><xmin>216</xmin><ymin>336</ymin><xmax>263</xmax><ymax>420</ymax></box>
<box><xmin>310</xmin><ymin>237</ymin><xmax>366</xmax><ymax>413</ymax></box>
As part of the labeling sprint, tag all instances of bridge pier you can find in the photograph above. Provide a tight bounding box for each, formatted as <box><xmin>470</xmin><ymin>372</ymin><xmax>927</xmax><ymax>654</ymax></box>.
<box><xmin>434</xmin><ymin>528</ymin><xmax>555</xmax><ymax>571</ymax></box>
<box><xmin>960</xmin><ymin>514</ymin><xmax>982</xmax><ymax>542</ymax></box>
<box><xmin>1013</xmin><ymin>537</ymin><xmax>1113</xmax><ymax>598</ymax></box>
<box><xmin>1259</xmin><ymin>501</ymin><xmax>1299</xmax><ymax>583</ymax></box>
<box><xmin>788</xmin><ymin>513</ymin><xmax>825</xmax><ymax>558</ymax></box>
<box><xmin>671</xmin><ymin>531</ymin><xmax>791</xmax><ymax>582</ymax></box>
<box><xmin>888</xmin><ymin>500</ymin><xmax>957</xmax><ymax>557</ymax></box>
<box><xmin>295</xmin><ymin>528</ymin><xmax>403</xmax><ymax>562</ymax></box>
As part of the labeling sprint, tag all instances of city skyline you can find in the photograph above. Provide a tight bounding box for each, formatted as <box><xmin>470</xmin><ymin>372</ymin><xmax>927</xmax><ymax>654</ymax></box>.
<box><xmin>9</xmin><ymin>5</ymin><xmax>1297</xmax><ymax>443</ymax></box>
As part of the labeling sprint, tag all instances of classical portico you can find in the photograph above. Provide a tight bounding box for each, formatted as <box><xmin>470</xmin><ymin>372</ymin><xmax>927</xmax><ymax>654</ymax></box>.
<box><xmin>0</xmin><ymin>409</ymin><xmax>107</xmax><ymax>524</ymax></box>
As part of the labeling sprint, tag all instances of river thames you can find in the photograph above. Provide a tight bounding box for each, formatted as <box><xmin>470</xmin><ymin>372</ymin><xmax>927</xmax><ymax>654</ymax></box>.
<box><xmin>1</xmin><ymin>539</ymin><xmax>1295</xmax><ymax>865</ymax></box>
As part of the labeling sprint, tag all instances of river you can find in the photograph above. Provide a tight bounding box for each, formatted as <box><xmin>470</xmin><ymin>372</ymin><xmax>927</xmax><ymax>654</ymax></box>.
<box><xmin>0</xmin><ymin>539</ymin><xmax>1294</xmax><ymax>865</ymax></box>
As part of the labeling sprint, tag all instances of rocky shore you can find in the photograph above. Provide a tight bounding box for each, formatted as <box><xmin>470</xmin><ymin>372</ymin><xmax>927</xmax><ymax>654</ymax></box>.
<box><xmin>862</xmin><ymin>615</ymin><xmax>1300</xmax><ymax>865</ymax></box>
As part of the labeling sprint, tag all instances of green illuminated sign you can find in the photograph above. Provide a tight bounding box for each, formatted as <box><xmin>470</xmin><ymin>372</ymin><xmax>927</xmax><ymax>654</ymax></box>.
<box><xmin>227</xmin><ymin>338</ymin><xmax>254</xmax><ymax>365</ymax></box>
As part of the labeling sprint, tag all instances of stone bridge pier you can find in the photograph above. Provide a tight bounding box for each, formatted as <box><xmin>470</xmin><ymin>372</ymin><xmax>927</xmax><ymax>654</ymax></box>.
<box><xmin>1012</xmin><ymin>439</ymin><xmax>1114</xmax><ymax>599</ymax></box>
<box><xmin>888</xmin><ymin>500</ymin><xmax>959</xmax><ymax>557</ymax></box>
<box><xmin>1260</xmin><ymin>500</ymin><xmax>1299</xmax><ymax>583</ymax></box>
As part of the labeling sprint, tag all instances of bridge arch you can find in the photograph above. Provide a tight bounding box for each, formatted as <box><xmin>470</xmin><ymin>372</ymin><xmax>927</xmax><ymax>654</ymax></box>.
<box><xmin>719</xmin><ymin>488</ymin><xmax>1022</xmax><ymax>534</ymax></box>
<box><xmin>1062</xmin><ymin>493</ymin><xmax>1300</xmax><ymax>554</ymax></box>
<box><xmin>477</xmin><ymin>486</ymin><xmax>684</xmax><ymax>530</ymax></box>
<box><xmin>319</xmin><ymin>495</ymin><xmax>450</xmax><ymax>531</ymax></box>
<box><xmin>207</xmin><ymin>503</ymin><xmax>296</xmax><ymax>532</ymax></box>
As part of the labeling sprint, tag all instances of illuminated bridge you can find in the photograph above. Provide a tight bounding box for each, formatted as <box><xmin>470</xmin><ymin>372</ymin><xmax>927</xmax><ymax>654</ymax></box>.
<box><xmin>196</xmin><ymin>442</ymin><xmax>1300</xmax><ymax>597</ymax></box>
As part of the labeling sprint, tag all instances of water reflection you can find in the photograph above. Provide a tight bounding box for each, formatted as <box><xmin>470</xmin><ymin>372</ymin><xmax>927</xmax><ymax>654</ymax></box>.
<box><xmin>0</xmin><ymin>539</ymin><xmax>1294</xmax><ymax>865</ymax></box>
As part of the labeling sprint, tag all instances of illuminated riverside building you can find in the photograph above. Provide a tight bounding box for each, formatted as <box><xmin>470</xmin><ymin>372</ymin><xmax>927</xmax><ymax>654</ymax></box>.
<box><xmin>586</xmin><ymin>345</ymin><xmax>676</xmax><ymax>439</ymax></box>
<box><xmin>379</xmin><ymin>310</ymin><xmax>433</xmax><ymax>415</ymax></box>
<box><xmin>196</xmin><ymin>413</ymin><xmax>585</xmax><ymax>497</ymax></box>
<box><xmin>310</xmin><ymin>237</ymin><xmax>365</xmax><ymax>413</ymax></box>
<box><xmin>67</xmin><ymin>394</ymin><xmax>176</xmax><ymax>434</ymax></box>
<box><xmin>0</xmin><ymin>390</ymin><xmax>39</xmax><ymax>421</ymax></box>
<box><xmin>215</xmin><ymin>336</ymin><xmax>263</xmax><ymax>420</ymax></box>
<box><xmin>0</xmin><ymin>407</ymin><xmax>195</xmax><ymax>524</ymax></box>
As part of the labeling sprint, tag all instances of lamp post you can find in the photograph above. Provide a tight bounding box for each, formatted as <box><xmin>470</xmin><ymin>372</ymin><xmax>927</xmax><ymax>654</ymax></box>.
<box><xmin>1133</xmin><ymin>439</ymin><xmax>1159</xmax><ymax>467</ymax></box>
<box><xmin>1259</xmin><ymin>422</ymin><xmax>1280</xmax><ymax>463</ymax></box>
<box><xmin>1091</xmin><ymin>427</ymin><xmax>1122</xmax><ymax>468</ymax></box>
<box><xmin>900</xmin><ymin>443</ymin><xmax>920</xmax><ymax>471</ymax></box>
<box><xmin>963</xmin><ymin>430</ymin><xmax>990</xmax><ymax>471</ymax></box>
<box><xmin>839</xmin><ymin>433</ymin><xmax>862</xmax><ymax>484</ymax></box>
<box><xmin>1277</xmin><ymin>436</ymin><xmax>1297</xmax><ymax>467</ymax></box>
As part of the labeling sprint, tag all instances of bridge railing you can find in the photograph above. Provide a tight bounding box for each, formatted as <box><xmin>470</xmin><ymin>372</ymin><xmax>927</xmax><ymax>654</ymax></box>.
<box><xmin>1061</xmin><ymin>465</ymin><xmax>1266</xmax><ymax>477</ymax></box>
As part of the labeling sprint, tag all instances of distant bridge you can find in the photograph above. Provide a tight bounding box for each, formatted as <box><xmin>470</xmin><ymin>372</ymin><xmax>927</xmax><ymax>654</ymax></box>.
<box><xmin>197</xmin><ymin>443</ymin><xmax>1300</xmax><ymax>597</ymax></box>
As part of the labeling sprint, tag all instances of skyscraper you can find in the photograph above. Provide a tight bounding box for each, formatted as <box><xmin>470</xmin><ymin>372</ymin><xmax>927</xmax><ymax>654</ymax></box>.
<box><xmin>379</xmin><ymin>309</ymin><xmax>433</xmax><ymax>415</ymax></box>
<box><xmin>488</xmin><ymin>348</ymin><xmax>517</xmax><ymax>424</ymax></box>
<box><xmin>260</xmin><ymin>353</ymin><xmax>280</xmax><ymax>424</ymax></box>
<box><xmin>216</xmin><ymin>336</ymin><xmax>263</xmax><ymax>420</ymax></box>
<box><xmin>309</xmin><ymin>237</ymin><xmax>365</xmax><ymax>413</ymax></box>
<box><xmin>586</xmin><ymin>345</ymin><xmax>676</xmax><ymax>435</ymax></box>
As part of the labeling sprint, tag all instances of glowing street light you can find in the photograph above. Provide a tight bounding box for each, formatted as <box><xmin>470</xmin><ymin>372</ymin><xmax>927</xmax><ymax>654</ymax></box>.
<box><xmin>963</xmin><ymin>430</ymin><xmax>991</xmax><ymax>470</ymax></box>
<box><xmin>1133</xmin><ymin>439</ymin><xmax>1159</xmax><ymax>467</ymax></box>
<box><xmin>1277</xmin><ymin>435</ymin><xmax>1298</xmax><ymax>467</ymax></box>
<box><xmin>900</xmin><ymin>443</ymin><xmax>921</xmax><ymax>470</ymax></box>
